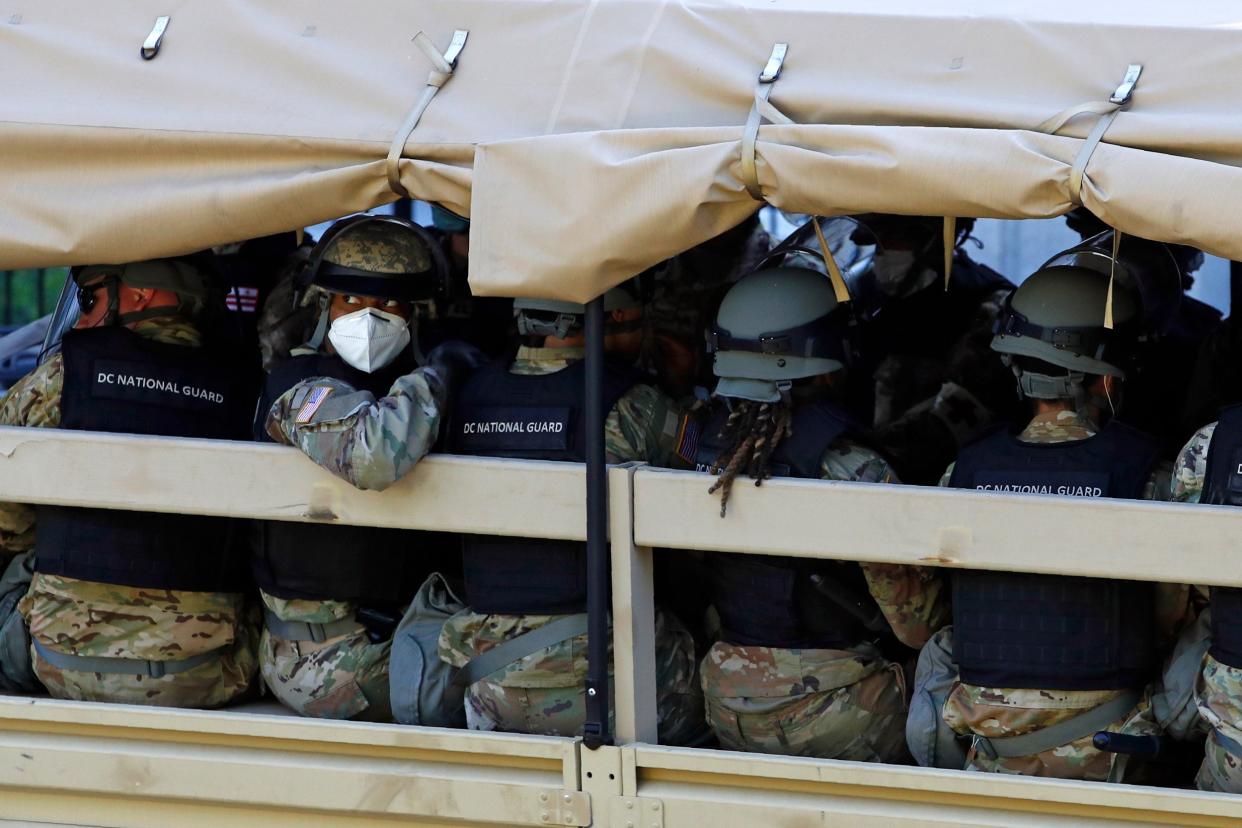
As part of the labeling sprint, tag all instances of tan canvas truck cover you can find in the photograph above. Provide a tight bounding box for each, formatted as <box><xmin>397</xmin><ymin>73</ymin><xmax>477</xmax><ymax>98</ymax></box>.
<box><xmin>3</xmin><ymin>1</ymin><xmax>1242</xmax><ymax>300</ymax></box>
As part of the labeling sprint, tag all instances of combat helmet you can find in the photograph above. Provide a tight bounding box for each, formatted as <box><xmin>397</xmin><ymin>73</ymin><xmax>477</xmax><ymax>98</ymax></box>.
<box><xmin>991</xmin><ymin>230</ymin><xmax>1182</xmax><ymax>400</ymax></box>
<box><xmin>707</xmin><ymin>266</ymin><xmax>853</xmax><ymax>403</ymax></box>
<box><xmin>299</xmin><ymin>214</ymin><xmax>448</xmax><ymax>349</ymax></box>
<box><xmin>514</xmin><ymin>280</ymin><xmax>643</xmax><ymax>339</ymax></box>
<box><xmin>72</xmin><ymin>258</ymin><xmax>220</xmax><ymax>326</ymax></box>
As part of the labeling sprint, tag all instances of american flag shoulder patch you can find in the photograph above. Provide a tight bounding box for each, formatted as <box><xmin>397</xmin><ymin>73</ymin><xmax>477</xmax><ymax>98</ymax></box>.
<box><xmin>674</xmin><ymin>414</ymin><xmax>701</xmax><ymax>464</ymax></box>
<box><xmin>295</xmin><ymin>385</ymin><xmax>333</xmax><ymax>424</ymax></box>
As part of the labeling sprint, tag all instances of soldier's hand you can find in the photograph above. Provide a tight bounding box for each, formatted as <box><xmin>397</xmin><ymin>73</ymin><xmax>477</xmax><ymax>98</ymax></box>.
<box><xmin>424</xmin><ymin>340</ymin><xmax>488</xmax><ymax>397</ymax></box>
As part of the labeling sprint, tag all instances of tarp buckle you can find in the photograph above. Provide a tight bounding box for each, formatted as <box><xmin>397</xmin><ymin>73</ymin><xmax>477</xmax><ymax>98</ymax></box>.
<box><xmin>141</xmin><ymin>16</ymin><xmax>170</xmax><ymax>61</ymax></box>
<box><xmin>1109</xmin><ymin>64</ymin><xmax>1143</xmax><ymax>106</ymax></box>
<box><xmin>443</xmin><ymin>29</ymin><xmax>469</xmax><ymax>68</ymax></box>
<box><xmin>759</xmin><ymin>43</ymin><xmax>788</xmax><ymax>83</ymax></box>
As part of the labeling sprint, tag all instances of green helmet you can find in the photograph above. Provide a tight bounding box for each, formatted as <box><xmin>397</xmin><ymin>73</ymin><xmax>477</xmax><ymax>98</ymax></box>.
<box><xmin>991</xmin><ymin>231</ymin><xmax>1180</xmax><ymax>400</ymax></box>
<box><xmin>514</xmin><ymin>282</ymin><xmax>642</xmax><ymax>338</ymax></box>
<box><xmin>72</xmin><ymin>258</ymin><xmax>218</xmax><ymax>324</ymax></box>
<box><xmin>303</xmin><ymin>214</ymin><xmax>446</xmax><ymax>304</ymax></box>
<box><xmin>708</xmin><ymin>267</ymin><xmax>852</xmax><ymax>402</ymax></box>
<box><xmin>988</xmin><ymin>232</ymin><xmax>1182</xmax><ymax>402</ymax></box>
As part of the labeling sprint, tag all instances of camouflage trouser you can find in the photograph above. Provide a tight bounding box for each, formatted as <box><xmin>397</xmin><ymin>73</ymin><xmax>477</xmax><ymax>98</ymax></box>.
<box><xmin>700</xmin><ymin>642</ymin><xmax>909</xmax><ymax>762</ymax></box>
<box><xmin>943</xmin><ymin>681</ymin><xmax>1159</xmax><ymax>781</ymax></box>
<box><xmin>33</xmin><ymin>613</ymin><xmax>262</xmax><ymax>709</ymax></box>
<box><xmin>1194</xmin><ymin>654</ymin><xmax>1242</xmax><ymax>792</ymax></box>
<box><xmin>447</xmin><ymin>608</ymin><xmax>707</xmax><ymax>744</ymax></box>
<box><xmin>260</xmin><ymin>626</ymin><xmax>393</xmax><ymax>722</ymax></box>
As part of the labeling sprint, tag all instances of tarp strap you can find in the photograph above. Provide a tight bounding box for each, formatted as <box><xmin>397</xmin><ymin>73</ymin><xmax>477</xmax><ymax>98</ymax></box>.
<box><xmin>741</xmin><ymin>43</ymin><xmax>791</xmax><ymax>201</ymax></box>
<box><xmin>1105</xmin><ymin>229</ymin><xmax>1122</xmax><ymax>330</ymax></box>
<box><xmin>1036</xmin><ymin>64</ymin><xmax>1142</xmax><ymax>206</ymax></box>
<box><xmin>943</xmin><ymin>216</ymin><xmax>957</xmax><ymax>291</ymax></box>
<box><xmin>386</xmin><ymin>30</ymin><xmax>469</xmax><ymax>198</ymax></box>
<box><xmin>811</xmin><ymin>218</ymin><xmax>852</xmax><ymax>304</ymax></box>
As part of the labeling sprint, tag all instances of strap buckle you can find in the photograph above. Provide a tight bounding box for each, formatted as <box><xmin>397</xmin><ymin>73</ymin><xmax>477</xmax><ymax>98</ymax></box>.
<box><xmin>759</xmin><ymin>43</ymin><xmax>788</xmax><ymax>83</ymax></box>
<box><xmin>972</xmin><ymin>734</ymin><xmax>998</xmax><ymax>761</ymax></box>
<box><xmin>1109</xmin><ymin>64</ymin><xmax>1143</xmax><ymax>106</ymax></box>
<box><xmin>443</xmin><ymin>30</ymin><xmax>469</xmax><ymax>68</ymax></box>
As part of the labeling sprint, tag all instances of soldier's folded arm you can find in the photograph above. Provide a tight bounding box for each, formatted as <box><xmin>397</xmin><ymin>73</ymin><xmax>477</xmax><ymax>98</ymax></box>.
<box><xmin>0</xmin><ymin>348</ymin><xmax>63</xmax><ymax>558</ymax></box>
<box><xmin>828</xmin><ymin>448</ymin><xmax>949</xmax><ymax>649</ymax></box>
<box><xmin>266</xmin><ymin>368</ymin><xmax>446</xmax><ymax>491</ymax></box>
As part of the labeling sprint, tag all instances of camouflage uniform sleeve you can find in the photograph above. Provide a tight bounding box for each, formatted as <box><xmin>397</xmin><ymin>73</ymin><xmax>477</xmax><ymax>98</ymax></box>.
<box><xmin>0</xmin><ymin>356</ymin><xmax>63</xmax><ymax>559</ymax></box>
<box><xmin>1171</xmin><ymin>423</ymin><xmax>1215</xmax><ymax>504</ymax></box>
<box><xmin>606</xmin><ymin>383</ymin><xmax>690</xmax><ymax>468</ymax></box>
<box><xmin>265</xmin><ymin>369</ymin><xmax>446</xmax><ymax>491</ymax></box>
<box><xmin>821</xmin><ymin>439</ymin><xmax>950</xmax><ymax>648</ymax></box>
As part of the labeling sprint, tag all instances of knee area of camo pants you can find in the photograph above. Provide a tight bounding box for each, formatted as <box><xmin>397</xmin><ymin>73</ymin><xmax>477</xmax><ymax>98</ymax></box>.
<box><xmin>705</xmin><ymin>664</ymin><xmax>908</xmax><ymax>762</ymax></box>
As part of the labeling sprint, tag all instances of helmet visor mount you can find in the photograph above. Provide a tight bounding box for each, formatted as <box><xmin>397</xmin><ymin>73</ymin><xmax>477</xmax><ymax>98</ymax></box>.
<box><xmin>991</xmin><ymin>296</ymin><xmax>1132</xmax><ymax>379</ymax></box>
<box><xmin>706</xmin><ymin>306</ymin><xmax>852</xmax><ymax>366</ymax></box>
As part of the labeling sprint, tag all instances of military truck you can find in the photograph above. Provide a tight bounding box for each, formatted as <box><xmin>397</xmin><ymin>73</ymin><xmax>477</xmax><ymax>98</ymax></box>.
<box><xmin>2</xmin><ymin>2</ymin><xmax>1242</xmax><ymax>825</ymax></box>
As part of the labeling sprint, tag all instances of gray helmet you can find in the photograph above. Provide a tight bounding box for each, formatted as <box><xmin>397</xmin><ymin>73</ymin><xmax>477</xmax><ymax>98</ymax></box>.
<box><xmin>72</xmin><ymin>258</ymin><xmax>218</xmax><ymax>325</ymax></box>
<box><xmin>992</xmin><ymin>231</ymin><xmax>1182</xmax><ymax>400</ymax></box>
<box><xmin>708</xmin><ymin>267</ymin><xmax>852</xmax><ymax>402</ymax></box>
<box><xmin>515</xmin><ymin>282</ymin><xmax>642</xmax><ymax>338</ymax></box>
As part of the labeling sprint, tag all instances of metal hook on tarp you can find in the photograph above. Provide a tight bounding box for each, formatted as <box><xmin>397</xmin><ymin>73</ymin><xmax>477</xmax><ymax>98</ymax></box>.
<box><xmin>386</xmin><ymin>29</ymin><xmax>469</xmax><ymax>198</ymax></box>
<box><xmin>141</xmin><ymin>16</ymin><xmax>170</xmax><ymax>60</ymax></box>
<box><xmin>741</xmin><ymin>43</ymin><xmax>793</xmax><ymax>201</ymax></box>
<box><xmin>1036</xmin><ymin>64</ymin><xmax>1143</xmax><ymax>206</ymax></box>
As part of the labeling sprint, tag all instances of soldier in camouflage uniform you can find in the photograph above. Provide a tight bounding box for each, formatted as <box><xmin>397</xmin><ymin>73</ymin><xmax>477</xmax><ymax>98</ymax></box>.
<box><xmin>255</xmin><ymin>215</ymin><xmax>484</xmax><ymax>720</ymax></box>
<box><xmin>2</xmin><ymin>259</ymin><xmax>260</xmax><ymax>707</ymax></box>
<box><xmin>1168</xmin><ymin>410</ymin><xmax>1242</xmax><ymax>792</ymax></box>
<box><xmin>695</xmin><ymin>267</ymin><xmax>947</xmax><ymax>761</ymax></box>
<box><xmin>439</xmin><ymin>283</ymin><xmax>707</xmax><ymax>744</ymax></box>
<box><xmin>926</xmin><ymin>235</ymin><xmax>1193</xmax><ymax>781</ymax></box>
<box><xmin>641</xmin><ymin>215</ymin><xmax>772</xmax><ymax>400</ymax></box>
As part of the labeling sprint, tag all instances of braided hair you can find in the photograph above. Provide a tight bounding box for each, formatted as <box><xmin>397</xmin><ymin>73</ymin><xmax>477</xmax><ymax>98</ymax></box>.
<box><xmin>705</xmin><ymin>398</ymin><xmax>794</xmax><ymax>517</ymax></box>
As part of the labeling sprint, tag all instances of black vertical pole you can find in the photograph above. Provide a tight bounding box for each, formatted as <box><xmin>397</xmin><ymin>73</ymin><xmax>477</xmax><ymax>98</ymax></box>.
<box><xmin>1231</xmin><ymin>261</ymin><xmax>1242</xmax><ymax>319</ymax></box>
<box><xmin>582</xmin><ymin>295</ymin><xmax>611</xmax><ymax>749</ymax></box>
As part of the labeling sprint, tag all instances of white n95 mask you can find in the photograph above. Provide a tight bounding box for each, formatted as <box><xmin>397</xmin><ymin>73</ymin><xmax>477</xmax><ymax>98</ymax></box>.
<box><xmin>327</xmin><ymin>307</ymin><xmax>411</xmax><ymax>373</ymax></box>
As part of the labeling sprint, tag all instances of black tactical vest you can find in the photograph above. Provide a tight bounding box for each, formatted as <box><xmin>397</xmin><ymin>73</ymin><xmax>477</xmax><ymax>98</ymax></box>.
<box><xmin>250</xmin><ymin>352</ymin><xmax>435</xmax><ymax>605</ymax></box>
<box><xmin>447</xmin><ymin>354</ymin><xmax>641</xmax><ymax>614</ymax></box>
<box><xmin>1196</xmin><ymin>404</ymin><xmax>1242</xmax><ymax>668</ymax></box>
<box><xmin>36</xmin><ymin>326</ymin><xmax>250</xmax><ymax>592</ymax></box>
<box><xmin>947</xmin><ymin>421</ymin><xmax>1161</xmax><ymax>690</ymax></box>
<box><xmin>699</xmin><ymin>399</ymin><xmax>880</xmax><ymax>648</ymax></box>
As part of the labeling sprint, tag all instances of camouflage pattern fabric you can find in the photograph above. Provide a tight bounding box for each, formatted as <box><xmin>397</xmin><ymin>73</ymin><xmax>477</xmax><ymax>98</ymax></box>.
<box><xmin>936</xmin><ymin>407</ymin><xmax>1186</xmax><ymax>779</ymax></box>
<box><xmin>259</xmin><ymin>592</ymin><xmax>392</xmax><ymax>721</ymax></box>
<box><xmin>701</xmin><ymin>641</ymin><xmax>909</xmax><ymax>761</ymax></box>
<box><xmin>1194</xmin><ymin>654</ymin><xmax>1242</xmax><ymax>792</ymax></box>
<box><xmin>1171</xmin><ymin>422</ymin><xmax>1215</xmax><ymax>505</ymax></box>
<box><xmin>325</xmin><ymin>220</ymin><xmax>433</xmax><ymax>273</ymax></box>
<box><xmin>439</xmin><ymin>607</ymin><xmax>706</xmax><ymax>744</ymax></box>
<box><xmin>1171</xmin><ymin>421</ymin><xmax>1242</xmax><ymax>791</ymax></box>
<box><xmin>19</xmin><ymin>572</ymin><xmax>259</xmax><ymax>707</ymax></box>
<box><xmin>699</xmin><ymin>436</ymin><xmax>943</xmax><ymax>759</ymax></box>
<box><xmin>0</xmin><ymin>351</ymin><xmax>66</xmax><ymax>564</ymax></box>
<box><xmin>509</xmin><ymin>346</ymin><xmax>690</xmax><ymax>468</ymax></box>
<box><xmin>438</xmin><ymin>347</ymin><xmax>704</xmax><ymax>742</ymax></box>
<box><xmin>942</xmin><ymin>682</ymin><xmax>1160</xmax><ymax>780</ymax></box>
<box><xmin>265</xmin><ymin>367</ymin><xmax>446</xmax><ymax>491</ymax></box>
<box><xmin>255</xmin><ymin>245</ymin><xmax>317</xmax><ymax>372</ymax></box>
<box><xmin>0</xmin><ymin>317</ymin><xmax>260</xmax><ymax>707</ymax></box>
